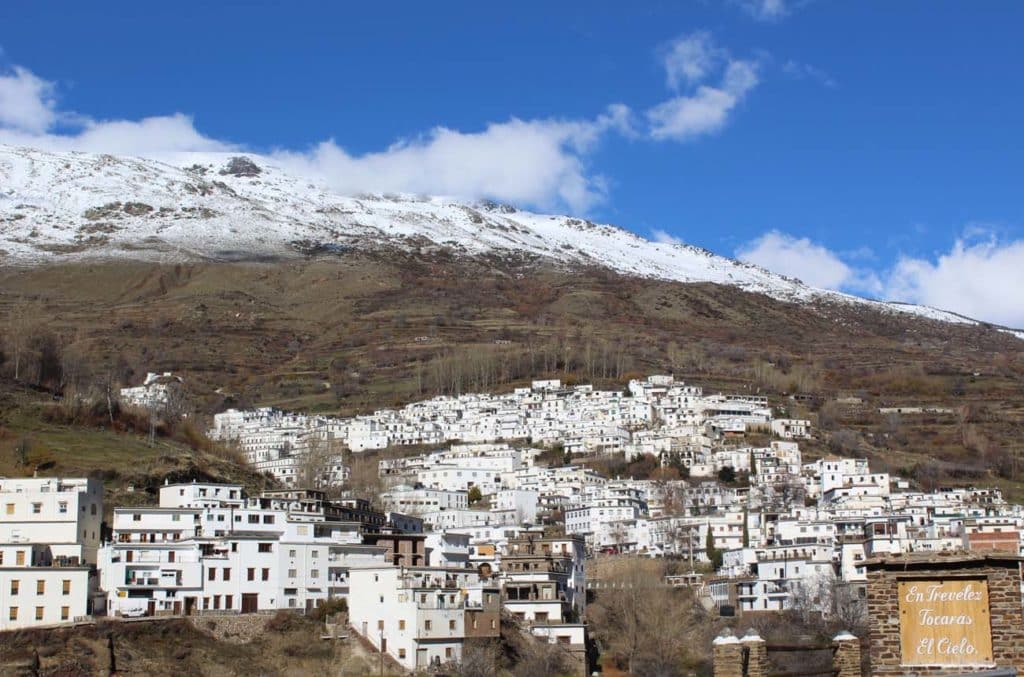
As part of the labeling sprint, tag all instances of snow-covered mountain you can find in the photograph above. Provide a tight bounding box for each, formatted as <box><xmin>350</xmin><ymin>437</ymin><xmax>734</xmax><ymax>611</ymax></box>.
<box><xmin>0</xmin><ymin>144</ymin><xmax>1010</xmax><ymax>333</ymax></box>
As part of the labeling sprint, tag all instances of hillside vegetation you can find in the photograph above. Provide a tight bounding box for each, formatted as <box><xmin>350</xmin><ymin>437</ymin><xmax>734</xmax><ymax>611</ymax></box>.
<box><xmin>0</xmin><ymin>380</ymin><xmax>277</xmax><ymax>517</ymax></box>
<box><xmin>0</xmin><ymin>254</ymin><xmax>1021</xmax><ymax>497</ymax></box>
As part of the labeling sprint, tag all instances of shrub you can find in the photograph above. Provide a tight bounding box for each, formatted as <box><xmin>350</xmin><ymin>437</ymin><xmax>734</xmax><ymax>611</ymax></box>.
<box><xmin>310</xmin><ymin>596</ymin><xmax>348</xmax><ymax>622</ymax></box>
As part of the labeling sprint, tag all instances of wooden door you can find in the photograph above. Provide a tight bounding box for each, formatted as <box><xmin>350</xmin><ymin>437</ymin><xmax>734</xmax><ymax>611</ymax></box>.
<box><xmin>241</xmin><ymin>593</ymin><xmax>258</xmax><ymax>614</ymax></box>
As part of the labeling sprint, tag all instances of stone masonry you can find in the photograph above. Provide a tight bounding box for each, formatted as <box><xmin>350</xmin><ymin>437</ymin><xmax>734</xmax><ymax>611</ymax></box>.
<box><xmin>188</xmin><ymin>612</ymin><xmax>275</xmax><ymax>644</ymax></box>
<box><xmin>713</xmin><ymin>630</ymin><xmax>743</xmax><ymax>677</ymax></box>
<box><xmin>741</xmin><ymin>630</ymin><xmax>770</xmax><ymax>677</ymax></box>
<box><xmin>833</xmin><ymin>631</ymin><xmax>861</xmax><ymax>677</ymax></box>
<box><xmin>865</xmin><ymin>553</ymin><xmax>1024</xmax><ymax>675</ymax></box>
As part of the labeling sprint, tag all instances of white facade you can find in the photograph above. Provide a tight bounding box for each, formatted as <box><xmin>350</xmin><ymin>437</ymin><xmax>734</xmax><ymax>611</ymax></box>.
<box><xmin>348</xmin><ymin>566</ymin><xmax>500</xmax><ymax>671</ymax></box>
<box><xmin>97</xmin><ymin>483</ymin><xmax>388</xmax><ymax>617</ymax></box>
<box><xmin>0</xmin><ymin>477</ymin><xmax>103</xmax><ymax>630</ymax></box>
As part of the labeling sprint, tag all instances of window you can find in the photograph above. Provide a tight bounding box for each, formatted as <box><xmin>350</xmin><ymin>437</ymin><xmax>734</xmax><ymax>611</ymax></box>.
<box><xmin>213</xmin><ymin>595</ymin><xmax>221</xmax><ymax>610</ymax></box>
<box><xmin>247</xmin><ymin>568</ymin><xmax>255</xmax><ymax>581</ymax></box>
<box><xmin>398</xmin><ymin>648</ymin><xmax>406</xmax><ymax>659</ymax></box>
<box><xmin>172</xmin><ymin>514</ymin><xmax>180</xmax><ymax>522</ymax></box>
<box><xmin>60</xmin><ymin>606</ymin><xmax>69</xmax><ymax>621</ymax></box>
<box><xmin>225</xmin><ymin>595</ymin><xmax>233</xmax><ymax>610</ymax></box>
<box><xmin>261</xmin><ymin>568</ymin><xmax>269</xmax><ymax>581</ymax></box>
<box><xmin>377</xmin><ymin>619</ymin><xmax>384</xmax><ymax>630</ymax></box>
<box><xmin>258</xmin><ymin>543</ymin><xmax>272</xmax><ymax>553</ymax></box>
<box><xmin>31</xmin><ymin>503</ymin><xmax>41</xmax><ymax>514</ymax></box>
<box><xmin>36</xmin><ymin>580</ymin><xmax>45</xmax><ymax>595</ymax></box>
<box><xmin>288</xmin><ymin>569</ymin><xmax>296</xmax><ymax>578</ymax></box>
<box><xmin>310</xmin><ymin>570</ymin><xmax>319</xmax><ymax>579</ymax></box>
<box><xmin>248</xmin><ymin>515</ymin><xmax>259</xmax><ymax>524</ymax></box>
<box><xmin>10</xmin><ymin>580</ymin><xmax>18</xmax><ymax>595</ymax></box>
<box><xmin>5</xmin><ymin>504</ymin><xmax>13</xmax><ymax>515</ymax></box>
<box><xmin>449</xmin><ymin>620</ymin><xmax>456</xmax><ymax>630</ymax></box>
<box><xmin>35</xmin><ymin>607</ymin><xmax>43</xmax><ymax>620</ymax></box>
<box><xmin>208</xmin><ymin>568</ymin><xmax>216</xmax><ymax>581</ymax></box>
<box><xmin>62</xmin><ymin>580</ymin><xmax>70</xmax><ymax>595</ymax></box>
<box><xmin>133</xmin><ymin>514</ymin><xmax>141</xmax><ymax>522</ymax></box>
<box><xmin>424</xmin><ymin>620</ymin><xmax>432</xmax><ymax>630</ymax></box>
<box><xmin>445</xmin><ymin>648</ymin><xmax>453</xmax><ymax>659</ymax></box>
<box><xmin>262</xmin><ymin>515</ymin><xmax>274</xmax><ymax>524</ymax></box>
<box><xmin>399</xmin><ymin>619</ymin><xmax>406</xmax><ymax>630</ymax></box>
<box><xmin>311</xmin><ymin>550</ymin><xmax>319</xmax><ymax>558</ymax></box>
<box><xmin>58</xmin><ymin>501</ymin><xmax>68</xmax><ymax>514</ymax></box>
<box><xmin>15</xmin><ymin>550</ymin><xmax>24</xmax><ymax>566</ymax></box>
<box><xmin>289</xmin><ymin>549</ymin><xmax>296</xmax><ymax>558</ymax></box>
<box><xmin>9</xmin><ymin>607</ymin><xmax>17</xmax><ymax>621</ymax></box>
<box><xmin>223</xmin><ymin>568</ymin><xmax>231</xmax><ymax>581</ymax></box>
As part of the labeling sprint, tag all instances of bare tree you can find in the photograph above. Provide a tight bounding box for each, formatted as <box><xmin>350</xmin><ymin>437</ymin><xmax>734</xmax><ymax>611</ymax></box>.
<box><xmin>13</xmin><ymin>437</ymin><xmax>31</xmax><ymax>468</ymax></box>
<box><xmin>512</xmin><ymin>637</ymin><xmax>573</xmax><ymax>677</ymax></box>
<box><xmin>788</xmin><ymin>569</ymin><xmax>867</xmax><ymax>638</ymax></box>
<box><xmin>298</xmin><ymin>433</ymin><xmax>338</xmax><ymax>489</ymax></box>
<box><xmin>587</xmin><ymin>560</ymin><xmax>709</xmax><ymax>676</ymax></box>
<box><xmin>771</xmin><ymin>476</ymin><xmax>807</xmax><ymax>510</ymax></box>
<box><xmin>451</xmin><ymin>640</ymin><xmax>503</xmax><ymax>677</ymax></box>
<box><xmin>4</xmin><ymin>298</ymin><xmax>36</xmax><ymax>381</ymax></box>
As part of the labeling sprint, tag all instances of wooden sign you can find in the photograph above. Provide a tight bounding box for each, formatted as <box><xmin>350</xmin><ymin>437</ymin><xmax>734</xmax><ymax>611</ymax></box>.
<box><xmin>898</xmin><ymin>579</ymin><xmax>993</xmax><ymax>667</ymax></box>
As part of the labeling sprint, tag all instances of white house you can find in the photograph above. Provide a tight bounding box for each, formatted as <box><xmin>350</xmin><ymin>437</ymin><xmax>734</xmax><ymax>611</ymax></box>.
<box><xmin>0</xmin><ymin>477</ymin><xmax>103</xmax><ymax>630</ymax></box>
<box><xmin>348</xmin><ymin>566</ymin><xmax>501</xmax><ymax>670</ymax></box>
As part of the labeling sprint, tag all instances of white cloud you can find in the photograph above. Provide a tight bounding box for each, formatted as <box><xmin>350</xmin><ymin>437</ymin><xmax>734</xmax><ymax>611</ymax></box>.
<box><xmin>651</xmin><ymin>229</ymin><xmax>684</xmax><ymax>245</ymax></box>
<box><xmin>737</xmin><ymin>0</ymin><xmax>788</xmax><ymax>21</ymax></box>
<box><xmin>274</xmin><ymin>105</ymin><xmax>633</xmax><ymax>213</ymax></box>
<box><xmin>0</xmin><ymin>29</ymin><xmax>760</xmax><ymax>213</ymax></box>
<box><xmin>0</xmin><ymin>66</ymin><xmax>58</xmax><ymax>134</ymax></box>
<box><xmin>782</xmin><ymin>60</ymin><xmax>837</xmax><ymax>88</ymax></box>
<box><xmin>661</xmin><ymin>31</ymin><xmax>721</xmax><ymax>91</ymax></box>
<box><xmin>0</xmin><ymin>63</ymin><xmax>634</xmax><ymax>212</ymax></box>
<box><xmin>648</xmin><ymin>59</ymin><xmax>760</xmax><ymax>141</ymax></box>
<box><xmin>736</xmin><ymin>230</ymin><xmax>880</xmax><ymax>293</ymax></box>
<box><xmin>886</xmin><ymin>238</ymin><xmax>1024</xmax><ymax>328</ymax></box>
<box><xmin>0</xmin><ymin>113</ymin><xmax>234</xmax><ymax>156</ymax></box>
<box><xmin>0</xmin><ymin>66</ymin><xmax>232</xmax><ymax>155</ymax></box>
<box><xmin>739</xmin><ymin>230</ymin><xmax>1024</xmax><ymax>327</ymax></box>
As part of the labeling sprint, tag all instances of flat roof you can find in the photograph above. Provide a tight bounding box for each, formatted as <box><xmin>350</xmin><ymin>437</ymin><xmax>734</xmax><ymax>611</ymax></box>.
<box><xmin>863</xmin><ymin>551</ymin><xmax>1024</xmax><ymax>571</ymax></box>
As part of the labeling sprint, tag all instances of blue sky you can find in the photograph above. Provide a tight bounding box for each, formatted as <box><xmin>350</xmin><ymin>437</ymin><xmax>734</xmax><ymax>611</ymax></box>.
<box><xmin>1</xmin><ymin>1</ymin><xmax>1023</xmax><ymax>325</ymax></box>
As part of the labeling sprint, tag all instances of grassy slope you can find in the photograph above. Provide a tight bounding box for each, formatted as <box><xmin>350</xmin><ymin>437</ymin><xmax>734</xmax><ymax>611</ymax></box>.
<box><xmin>0</xmin><ymin>382</ymin><xmax>277</xmax><ymax>517</ymax></box>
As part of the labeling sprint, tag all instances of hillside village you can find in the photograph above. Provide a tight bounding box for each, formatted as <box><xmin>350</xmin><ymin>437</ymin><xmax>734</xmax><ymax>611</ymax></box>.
<box><xmin>0</xmin><ymin>374</ymin><xmax>1019</xmax><ymax>672</ymax></box>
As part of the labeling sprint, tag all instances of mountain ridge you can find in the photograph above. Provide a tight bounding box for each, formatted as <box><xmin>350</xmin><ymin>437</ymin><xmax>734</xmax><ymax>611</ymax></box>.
<box><xmin>1</xmin><ymin>144</ymin><xmax>1017</xmax><ymax>336</ymax></box>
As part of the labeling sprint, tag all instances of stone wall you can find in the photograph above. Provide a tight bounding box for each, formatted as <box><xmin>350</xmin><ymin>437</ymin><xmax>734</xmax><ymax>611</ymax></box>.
<box><xmin>865</xmin><ymin>553</ymin><xmax>1024</xmax><ymax>674</ymax></box>
<box><xmin>188</xmin><ymin>612</ymin><xmax>275</xmax><ymax>644</ymax></box>
<box><xmin>712</xmin><ymin>629</ymin><xmax>861</xmax><ymax>677</ymax></box>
